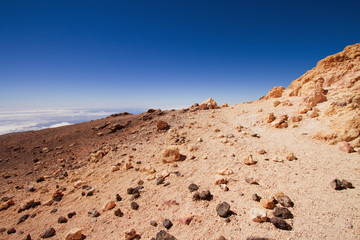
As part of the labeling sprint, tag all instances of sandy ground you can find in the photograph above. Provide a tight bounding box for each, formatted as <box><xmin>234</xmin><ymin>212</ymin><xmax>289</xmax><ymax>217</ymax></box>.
<box><xmin>0</xmin><ymin>97</ymin><xmax>359</xmax><ymax>240</ymax></box>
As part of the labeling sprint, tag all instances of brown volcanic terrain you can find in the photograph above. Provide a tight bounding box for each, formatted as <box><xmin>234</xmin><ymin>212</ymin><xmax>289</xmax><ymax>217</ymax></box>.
<box><xmin>0</xmin><ymin>44</ymin><xmax>359</xmax><ymax>240</ymax></box>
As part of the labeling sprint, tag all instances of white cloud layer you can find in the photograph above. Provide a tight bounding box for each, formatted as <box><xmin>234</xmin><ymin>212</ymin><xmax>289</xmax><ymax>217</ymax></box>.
<box><xmin>0</xmin><ymin>108</ymin><xmax>144</xmax><ymax>135</ymax></box>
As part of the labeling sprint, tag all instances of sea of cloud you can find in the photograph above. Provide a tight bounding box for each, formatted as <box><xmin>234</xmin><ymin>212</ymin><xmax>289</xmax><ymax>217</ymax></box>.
<box><xmin>0</xmin><ymin>108</ymin><xmax>145</xmax><ymax>135</ymax></box>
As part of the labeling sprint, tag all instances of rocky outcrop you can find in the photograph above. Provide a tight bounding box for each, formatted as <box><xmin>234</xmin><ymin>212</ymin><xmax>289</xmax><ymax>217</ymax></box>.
<box><xmin>265</xmin><ymin>43</ymin><xmax>360</xmax><ymax>147</ymax></box>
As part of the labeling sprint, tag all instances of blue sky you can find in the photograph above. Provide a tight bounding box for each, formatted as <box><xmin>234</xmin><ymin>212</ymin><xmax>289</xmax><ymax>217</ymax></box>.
<box><xmin>1</xmin><ymin>0</ymin><xmax>360</xmax><ymax>109</ymax></box>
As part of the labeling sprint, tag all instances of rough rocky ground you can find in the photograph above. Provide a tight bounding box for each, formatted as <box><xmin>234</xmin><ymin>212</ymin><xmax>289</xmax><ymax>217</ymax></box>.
<box><xmin>0</xmin><ymin>44</ymin><xmax>359</xmax><ymax>240</ymax></box>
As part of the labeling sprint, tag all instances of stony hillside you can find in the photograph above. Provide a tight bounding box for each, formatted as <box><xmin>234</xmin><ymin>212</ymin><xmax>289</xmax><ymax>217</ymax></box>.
<box><xmin>0</xmin><ymin>44</ymin><xmax>359</xmax><ymax>240</ymax></box>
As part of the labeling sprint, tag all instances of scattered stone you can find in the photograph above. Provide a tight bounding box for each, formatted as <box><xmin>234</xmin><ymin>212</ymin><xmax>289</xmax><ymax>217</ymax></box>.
<box><xmin>111</xmin><ymin>165</ymin><xmax>120</xmax><ymax>172</ymax></box>
<box><xmin>261</xmin><ymin>198</ymin><xmax>275</xmax><ymax>209</ymax></box>
<box><xmin>116</xmin><ymin>194</ymin><xmax>122</xmax><ymax>201</ymax></box>
<box><xmin>104</xmin><ymin>201</ymin><xmax>116</xmax><ymax>211</ymax></box>
<box><xmin>216</xmin><ymin>202</ymin><xmax>231</xmax><ymax>218</ymax></box>
<box><xmin>52</xmin><ymin>190</ymin><xmax>64</xmax><ymax>202</ymax></box>
<box><xmin>220</xmin><ymin>184</ymin><xmax>229</xmax><ymax>191</ymax></box>
<box><xmin>192</xmin><ymin>192</ymin><xmax>200</xmax><ymax>201</ymax></box>
<box><xmin>156</xmin><ymin>178</ymin><xmax>165</xmax><ymax>185</ymax></box>
<box><xmin>114</xmin><ymin>209</ymin><xmax>123</xmax><ymax>217</ymax></box>
<box><xmin>23</xmin><ymin>234</ymin><xmax>31</xmax><ymax>240</ymax></box>
<box><xmin>88</xmin><ymin>209</ymin><xmax>100</xmax><ymax>217</ymax></box>
<box><xmin>215</xmin><ymin>176</ymin><xmax>228</xmax><ymax>185</ymax></box>
<box><xmin>153</xmin><ymin>230</ymin><xmax>177</xmax><ymax>240</ymax></box>
<box><xmin>257</xmin><ymin>149</ymin><xmax>267</xmax><ymax>155</ymax></box>
<box><xmin>36</xmin><ymin>176</ymin><xmax>45</xmax><ymax>183</ymax></box>
<box><xmin>273</xmin><ymin>207</ymin><xmax>293</xmax><ymax>219</ymax></box>
<box><xmin>17</xmin><ymin>214</ymin><xmax>30</xmax><ymax>224</ymax></box>
<box><xmin>266</xmin><ymin>113</ymin><xmax>276</xmax><ymax>123</ymax></box>
<box><xmin>131</xmin><ymin>202</ymin><xmax>139</xmax><ymax>210</ymax></box>
<box><xmin>218</xmin><ymin>168</ymin><xmax>234</xmax><ymax>175</ymax></box>
<box><xmin>18</xmin><ymin>200</ymin><xmax>41</xmax><ymax>212</ymax></box>
<box><xmin>163</xmin><ymin>219</ymin><xmax>173</xmax><ymax>229</ymax></box>
<box><xmin>162</xmin><ymin>146</ymin><xmax>181</xmax><ymax>163</ymax></box>
<box><xmin>26</xmin><ymin>185</ymin><xmax>36</xmax><ymax>192</ymax></box>
<box><xmin>0</xmin><ymin>199</ymin><xmax>15</xmax><ymax>211</ymax></box>
<box><xmin>178</xmin><ymin>215</ymin><xmax>194</xmax><ymax>225</ymax></box>
<box><xmin>40</xmin><ymin>227</ymin><xmax>56</xmax><ymax>238</ymax></box>
<box><xmin>150</xmin><ymin>220</ymin><xmax>158</xmax><ymax>227</ymax></box>
<box><xmin>58</xmin><ymin>216</ymin><xmax>68</xmax><ymax>223</ymax></box>
<box><xmin>2</xmin><ymin>172</ymin><xmax>11</xmax><ymax>179</ymax></box>
<box><xmin>67</xmin><ymin>212</ymin><xmax>76</xmax><ymax>219</ymax></box>
<box><xmin>125</xmin><ymin>229</ymin><xmax>140</xmax><ymax>240</ymax></box>
<box><xmin>7</xmin><ymin>227</ymin><xmax>16</xmax><ymax>234</ymax></box>
<box><xmin>0</xmin><ymin>228</ymin><xmax>5</xmax><ymax>233</ymax></box>
<box><xmin>245</xmin><ymin>176</ymin><xmax>259</xmax><ymax>185</ymax></box>
<box><xmin>43</xmin><ymin>200</ymin><xmax>53</xmax><ymax>206</ymax></box>
<box><xmin>217</xmin><ymin>236</ymin><xmax>226</xmax><ymax>240</ymax></box>
<box><xmin>338</xmin><ymin>142</ymin><xmax>355</xmax><ymax>153</ymax></box>
<box><xmin>30</xmin><ymin>213</ymin><xmax>37</xmax><ymax>218</ymax></box>
<box><xmin>286</xmin><ymin>152</ymin><xmax>297</xmax><ymax>161</ymax></box>
<box><xmin>250</xmin><ymin>208</ymin><xmax>267</xmax><ymax>222</ymax></box>
<box><xmin>252</xmin><ymin>194</ymin><xmax>261</xmax><ymax>202</ymax></box>
<box><xmin>243</xmin><ymin>155</ymin><xmax>257</xmax><ymax>165</ymax></box>
<box><xmin>50</xmin><ymin>208</ymin><xmax>57</xmax><ymax>213</ymax></box>
<box><xmin>157</xmin><ymin>120</ymin><xmax>170</xmax><ymax>131</ymax></box>
<box><xmin>341</xmin><ymin>179</ymin><xmax>354</xmax><ymax>188</ymax></box>
<box><xmin>277</xmin><ymin>195</ymin><xmax>294</xmax><ymax>207</ymax></box>
<box><xmin>199</xmin><ymin>190</ymin><xmax>212</xmax><ymax>201</ymax></box>
<box><xmin>65</xmin><ymin>228</ymin><xmax>82</xmax><ymax>240</ymax></box>
<box><xmin>330</xmin><ymin>179</ymin><xmax>343</xmax><ymax>190</ymax></box>
<box><xmin>270</xmin><ymin>217</ymin><xmax>292</xmax><ymax>230</ymax></box>
<box><xmin>163</xmin><ymin>182</ymin><xmax>170</xmax><ymax>187</ymax></box>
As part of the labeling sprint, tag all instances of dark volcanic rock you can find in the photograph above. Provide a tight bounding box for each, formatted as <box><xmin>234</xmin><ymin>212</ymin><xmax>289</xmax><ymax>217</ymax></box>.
<box><xmin>58</xmin><ymin>216</ymin><xmax>68</xmax><ymax>223</ymax></box>
<box><xmin>131</xmin><ymin>202</ymin><xmax>139</xmax><ymax>210</ymax></box>
<box><xmin>270</xmin><ymin>217</ymin><xmax>292</xmax><ymax>230</ymax></box>
<box><xmin>188</xmin><ymin>183</ymin><xmax>199</xmax><ymax>192</ymax></box>
<box><xmin>23</xmin><ymin>234</ymin><xmax>32</xmax><ymax>240</ymax></box>
<box><xmin>199</xmin><ymin>190</ymin><xmax>212</xmax><ymax>201</ymax></box>
<box><xmin>18</xmin><ymin>214</ymin><xmax>30</xmax><ymax>224</ymax></box>
<box><xmin>116</xmin><ymin>194</ymin><xmax>122</xmax><ymax>201</ymax></box>
<box><xmin>163</xmin><ymin>219</ymin><xmax>173</xmax><ymax>229</ymax></box>
<box><xmin>114</xmin><ymin>209</ymin><xmax>123</xmax><ymax>217</ymax></box>
<box><xmin>273</xmin><ymin>207</ymin><xmax>293</xmax><ymax>219</ymax></box>
<box><xmin>216</xmin><ymin>202</ymin><xmax>231</xmax><ymax>218</ymax></box>
<box><xmin>0</xmin><ymin>228</ymin><xmax>6</xmax><ymax>233</ymax></box>
<box><xmin>154</xmin><ymin>230</ymin><xmax>177</xmax><ymax>240</ymax></box>
<box><xmin>7</xmin><ymin>227</ymin><xmax>16</xmax><ymax>234</ymax></box>
<box><xmin>67</xmin><ymin>211</ymin><xmax>76</xmax><ymax>219</ymax></box>
<box><xmin>330</xmin><ymin>179</ymin><xmax>344</xmax><ymax>190</ymax></box>
<box><xmin>36</xmin><ymin>176</ymin><xmax>45</xmax><ymax>183</ymax></box>
<box><xmin>40</xmin><ymin>227</ymin><xmax>56</xmax><ymax>238</ymax></box>
<box><xmin>341</xmin><ymin>179</ymin><xmax>354</xmax><ymax>189</ymax></box>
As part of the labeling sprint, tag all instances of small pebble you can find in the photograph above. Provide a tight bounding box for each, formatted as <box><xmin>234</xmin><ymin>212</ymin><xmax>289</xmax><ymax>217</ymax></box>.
<box><xmin>163</xmin><ymin>219</ymin><xmax>173</xmax><ymax>229</ymax></box>
<box><xmin>131</xmin><ymin>202</ymin><xmax>139</xmax><ymax>210</ymax></box>
<box><xmin>150</xmin><ymin>220</ymin><xmax>158</xmax><ymax>227</ymax></box>
<box><xmin>58</xmin><ymin>216</ymin><xmax>68</xmax><ymax>223</ymax></box>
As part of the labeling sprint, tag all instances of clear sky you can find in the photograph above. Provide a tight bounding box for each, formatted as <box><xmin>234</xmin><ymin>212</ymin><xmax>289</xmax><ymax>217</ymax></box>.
<box><xmin>1</xmin><ymin>0</ymin><xmax>360</xmax><ymax>110</ymax></box>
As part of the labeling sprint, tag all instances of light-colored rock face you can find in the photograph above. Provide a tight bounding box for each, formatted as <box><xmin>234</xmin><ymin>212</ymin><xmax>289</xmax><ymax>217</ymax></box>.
<box><xmin>285</xmin><ymin>43</ymin><xmax>360</xmax><ymax>98</ymax></box>
<box><xmin>264</xmin><ymin>43</ymin><xmax>360</xmax><ymax>147</ymax></box>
